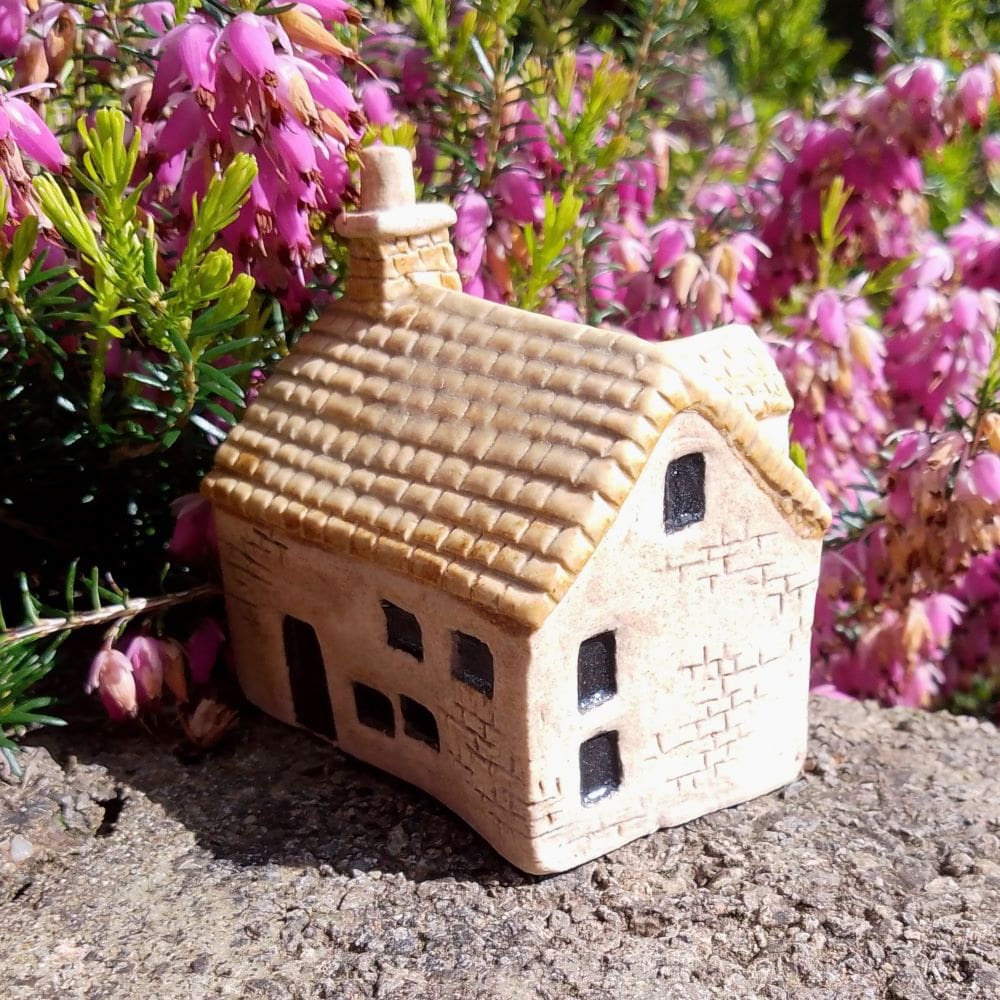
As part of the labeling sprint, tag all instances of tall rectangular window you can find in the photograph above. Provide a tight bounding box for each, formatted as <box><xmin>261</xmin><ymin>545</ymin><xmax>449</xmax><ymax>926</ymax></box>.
<box><xmin>579</xmin><ymin>731</ymin><xmax>622</xmax><ymax>805</ymax></box>
<box><xmin>282</xmin><ymin>615</ymin><xmax>336</xmax><ymax>739</ymax></box>
<box><xmin>381</xmin><ymin>600</ymin><xmax>423</xmax><ymax>660</ymax></box>
<box><xmin>578</xmin><ymin>631</ymin><xmax>616</xmax><ymax>711</ymax></box>
<box><xmin>664</xmin><ymin>452</ymin><xmax>706</xmax><ymax>532</ymax></box>
<box><xmin>451</xmin><ymin>631</ymin><xmax>494</xmax><ymax>698</ymax></box>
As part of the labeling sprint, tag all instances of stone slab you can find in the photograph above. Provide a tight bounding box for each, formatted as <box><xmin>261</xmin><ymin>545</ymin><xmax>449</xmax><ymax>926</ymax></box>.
<box><xmin>1</xmin><ymin>697</ymin><xmax>998</xmax><ymax>999</ymax></box>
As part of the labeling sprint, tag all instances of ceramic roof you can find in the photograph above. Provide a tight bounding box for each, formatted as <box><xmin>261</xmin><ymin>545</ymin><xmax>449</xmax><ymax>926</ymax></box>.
<box><xmin>203</xmin><ymin>284</ymin><xmax>830</xmax><ymax>629</ymax></box>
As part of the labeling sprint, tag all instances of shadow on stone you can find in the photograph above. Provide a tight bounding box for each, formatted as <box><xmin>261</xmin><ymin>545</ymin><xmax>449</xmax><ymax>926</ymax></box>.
<box><xmin>30</xmin><ymin>681</ymin><xmax>533</xmax><ymax>886</ymax></box>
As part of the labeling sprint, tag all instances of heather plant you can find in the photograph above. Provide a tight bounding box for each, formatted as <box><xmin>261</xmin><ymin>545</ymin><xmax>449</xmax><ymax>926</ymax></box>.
<box><xmin>4</xmin><ymin>0</ymin><xmax>1000</xmax><ymax>759</ymax></box>
<box><xmin>1</xmin><ymin>0</ymin><xmax>369</xmax><ymax>753</ymax></box>
<box><xmin>365</xmin><ymin>0</ymin><xmax>1000</xmax><ymax>716</ymax></box>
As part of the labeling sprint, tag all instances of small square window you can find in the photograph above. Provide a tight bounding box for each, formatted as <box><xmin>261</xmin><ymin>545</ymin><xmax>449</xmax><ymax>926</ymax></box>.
<box><xmin>381</xmin><ymin>600</ymin><xmax>423</xmax><ymax>660</ymax></box>
<box><xmin>353</xmin><ymin>682</ymin><xmax>394</xmax><ymax>735</ymax></box>
<box><xmin>578</xmin><ymin>631</ymin><xmax>617</xmax><ymax>711</ymax></box>
<box><xmin>579</xmin><ymin>731</ymin><xmax>622</xmax><ymax>805</ymax></box>
<box><xmin>664</xmin><ymin>452</ymin><xmax>705</xmax><ymax>533</ymax></box>
<box><xmin>451</xmin><ymin>631</ymin><xmax>494</xmax><ymax>698</ymax></box>
<box><xmin>400</xmin><ymin>696</ymin><xmax>440</xmax><ymax>750</ymax></box>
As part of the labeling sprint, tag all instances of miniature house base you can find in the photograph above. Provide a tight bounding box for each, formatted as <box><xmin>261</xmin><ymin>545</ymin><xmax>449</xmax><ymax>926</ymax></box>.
<box><xmin>203</xmin><ymin>147</ymin><xmax>830</xmax><ymax>875</ymax></box>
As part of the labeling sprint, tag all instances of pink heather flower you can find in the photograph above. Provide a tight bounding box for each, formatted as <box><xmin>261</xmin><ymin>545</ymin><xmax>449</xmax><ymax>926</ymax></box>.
<box><xmin>147</xmin><ymin>20</ymin><xmax>217</xmax><ymax>115</ymax></box>
<box><xmin>297</xmin><ymin>0</ymin><xmax>361</xmax><ymax>24</ymax></box>
<box><xmin>359</xmin><ymin>80</ymin><xmax>395</xmax><ymax>125</ymax></box>
<box><xmin>140</xmin><ymin>2</ymin><xmax>174</xmax><ymax>34</ymax></box>
<box><xmin>168</xmin><ymin>493</ymin><xmax>218</xmax><ymax>566</ymax></box>
<box><xmin>400</xmin><ymin>47</ymin><xmax>434</xmax><ymax>105</ymax></box>
<box><xmin>219</xmin><ymin>13</ymin><xmax>278</xmax><ymax>84</ymax></box>
<box><xmin>86</xmin><ymin>649</ymin><xmax>139</xmax><ymax>722</ymax></box>
<box><xmin>694</xmin><ymin>182</ymin><xmax>738</xmax><ymax>217</ymax></box>
<box><xmin>0</xmin><ymin>91</ymin><xmax>66</xmax><ymax>171</ymax></box>
<box><xmin>185</xmin><ymin>619</ymin><xmax>226</xmax><ymax>686</ymax></box>
<box><xmin>122</xmin><ymin>635</ymin><xmax>166</xmax><ymax>706</ymax></box>
<box><xmin>453</xmin><ymin>188</ymin><xmax>491</xmax><ymax>286</ymax></box>
<box><xmin>885</xmin><ymin>58</ymin><xmax>945</xmax><ymax>104</ymax></box>
<box><xmin>616</xmin><ymin>159</ymin><xmax>657</xmax><ymax>218</ymax></box>
<box><xmin>884</xmin><ymin>242</ymin><xmax>998</xmax><ymax>425</ymax></box>
<box><xmin>546</xmin><ymin>299</ymin><xmax>582</xmax><ymax>323</ymax></box>
<box><xmin>955</xmin><ymin>453</ymin><xmax>1000</xmax><ymax>504</ymax></box>
<box><xmin>492</xmin><ymin>169</ymin><xmax>544</xmax><ymax>226</ymax></box>
<box><xmin>651</xmin><ymin>220</ymin><xmax>694</xmax><ymax>274</ymax></box>
<box><xmin>142</xmin><ymin>10</ymin><xmax>365</xmax><ymax>313</ymax></box>
<box><xmin>922</xmin><ymin>593</ymin><xmax>965</xmax><ymax>646</ymax></box>
<box><xmin>0</xmin><ymin>0</ymin><xmax>25</xmax><ymax>58</ymax></box>
<box><xmin>771</xmin><ymin>282</ymin><xmax>889</xmax><ymax>504</ymax></box>
<box><xmin>983</xmin><ymin>135</ymin><xmax>1000</xmax><ymax>165</ymax></box>
<box><xmin>956</xmin><ymin>64</ymin><xmax>992</xmax><ymax>130</ymax></box>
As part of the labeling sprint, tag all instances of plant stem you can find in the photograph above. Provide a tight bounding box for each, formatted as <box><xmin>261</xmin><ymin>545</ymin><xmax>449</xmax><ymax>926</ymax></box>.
<box><xmin>965</xmin><ymin>323</ymin><xmax>1000</xmax><ymax>464</ymax></box>
<box><xmin>478</xmin><ymin>38</ymin><xmax>509</xmax><ymax>192</ymax></box>
<box><xmin>1</xmin><ymin>583</ymin><xmax>220</xmax><ymax>644</ymax></box>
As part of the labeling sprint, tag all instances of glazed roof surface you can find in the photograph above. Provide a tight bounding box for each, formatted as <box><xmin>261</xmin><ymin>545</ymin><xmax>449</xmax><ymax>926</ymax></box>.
<box><xmin>203</xmin><ymin>284</ymin><xmax>829</xmax><ymax>628</ymax></box>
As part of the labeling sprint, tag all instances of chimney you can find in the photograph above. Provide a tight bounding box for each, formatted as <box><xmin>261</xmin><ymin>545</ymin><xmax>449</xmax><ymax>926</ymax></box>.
<box><xmin>335</xmin><ymin>146</ymin><xmax>462</xmax><ymax>301</ymax></box>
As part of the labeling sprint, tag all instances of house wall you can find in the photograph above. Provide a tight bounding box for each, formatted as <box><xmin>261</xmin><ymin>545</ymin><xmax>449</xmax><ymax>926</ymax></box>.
<box><xmin>214</xmin><ymin>511</ymin><xmax>543</xmax><ymax>871</ymax></box>
<box><xmin>521</xmin><ymin>411</ymin><xmax>822</xmax><ymax>873</ymax></box>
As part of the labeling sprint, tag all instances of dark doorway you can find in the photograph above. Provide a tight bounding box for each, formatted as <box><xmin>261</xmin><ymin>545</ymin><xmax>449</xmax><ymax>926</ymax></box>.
<box><xmin>282</xmin><ymin>615</ymin><xmax>337</xmax><ymax>739</ymax></box>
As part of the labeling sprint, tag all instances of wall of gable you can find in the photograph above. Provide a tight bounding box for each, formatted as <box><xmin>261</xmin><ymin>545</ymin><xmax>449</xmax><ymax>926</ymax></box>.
<box><xmin>522</xmin><ymin>411</ymin><xmax>823</xmax><ymax>872</ymax></box>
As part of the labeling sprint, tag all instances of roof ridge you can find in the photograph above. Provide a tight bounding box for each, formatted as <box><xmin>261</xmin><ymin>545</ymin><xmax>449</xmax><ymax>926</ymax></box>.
<box><xmin>333</xmin><ymin>288</ymin><xmax>673</xmax><ymax>370</ymax></box>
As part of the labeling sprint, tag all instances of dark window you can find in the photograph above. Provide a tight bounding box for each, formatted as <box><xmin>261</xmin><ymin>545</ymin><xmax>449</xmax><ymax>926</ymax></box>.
<box><xmin>664</xmin><ymin>452</ymin><xmax>706</xmax><ymax>532</ymax></box>
<box><xmin>282</xmin><ymin>615</ymin><xmax>336</xmax><ymax>739</ymax></box>
<box><xmin>451</xmin><ymin>631</ymin><xmax>494</xmax><ymax>698</ymax></box>
<box><xmin>578</xmin><ymin>631</ymin><xmax>617</xmax><ymax>711</ymax></box>
<box><xmin>353</xmin><ymin>682</ymin><xmax>394</xmax><ymax>735</ymax></box>
<box><xmin>400</xmin><ymin>696</ymin><xmax>440</xmax><ymax>750</ymax></box>
<box><xmin>579</xmin><ymin>731</ymin><xmax>622</xmax><ymax>805</ymax></box>
<box><xmin>381</xmin><ymin>600</ymin><xmax>423</xmax><ymax>660</ymax></box>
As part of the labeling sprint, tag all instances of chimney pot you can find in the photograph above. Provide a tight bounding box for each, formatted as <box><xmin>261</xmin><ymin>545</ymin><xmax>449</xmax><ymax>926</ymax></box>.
<box><xmin>359</xmin><ymin>146</ymin><xmax>417</xmax><ymax>212</ymax></box>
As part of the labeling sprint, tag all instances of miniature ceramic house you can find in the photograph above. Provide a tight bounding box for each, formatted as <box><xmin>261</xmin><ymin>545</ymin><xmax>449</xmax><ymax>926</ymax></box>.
<box><xmin>202</xmin><ymin>147</ymin><xmax>831</xmax><ymax>875</ymax></box>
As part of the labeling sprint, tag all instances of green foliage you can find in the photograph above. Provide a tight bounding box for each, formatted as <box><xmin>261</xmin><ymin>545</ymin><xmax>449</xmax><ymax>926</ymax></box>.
<box><xmin>888</xmin><ymin>0</ymin><xmax>1000</xmax><ymax>63</ymax></box>
<box><xmin>0</xmin><ymin>577</ymin><xmax>72</xmax><ymax>768</ymax></box>
<box><xmin>515</xmin><ymin>188</ymin><xmax>584</xmax><ymax>312</ymax></box>
<box><xmin>701</xmin><ymin>0</ymin><xmax>846</xmax><ymax>116</ymax></box>
<box><xmin>0</xmin><ymin>635</ymin><xmax>65</xmax><ymax>768</ymax></box>
<box><xmin>34</xmin><ymin>108</ymin><xmax>257</xmax><ymax>435</ymax></box>
<box><xmin>526</xmin><ymin>53</ymin><xmax>632</xmax><ymax>176</ymax></box>
<box><xmin>948</xmin><ymin>673</ymin><xmax>1000</xmax><ymax>718</ymax></box>
<box><xmin>815</xmin><ymin>175</ymin><xmax>852</xmax><ymax>288</ymax></box>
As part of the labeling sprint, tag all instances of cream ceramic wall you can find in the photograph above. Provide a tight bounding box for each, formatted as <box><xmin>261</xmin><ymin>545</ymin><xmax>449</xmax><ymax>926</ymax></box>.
<box><xmin>215</xmin><ymin>511</ymin><xmax>545</xmax><ymax>871</ymax></box>
<box><xmin>521</xmin><ymin>411</ymin><xmax>822</xmax><ymax>873</ymax></box>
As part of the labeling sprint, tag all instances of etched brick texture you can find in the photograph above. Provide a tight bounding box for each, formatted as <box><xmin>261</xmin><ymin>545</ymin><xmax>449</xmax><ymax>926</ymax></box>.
<box><xmin>346</xmin><ymin>228</ymin><xmax>463</xmax><ymax>300</ymax></box>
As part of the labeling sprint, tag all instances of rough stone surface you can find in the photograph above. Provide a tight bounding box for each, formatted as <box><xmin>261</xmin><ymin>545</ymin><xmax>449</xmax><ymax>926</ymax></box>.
<box><xmin>1</xmin><ymin>696</ymin><xmax>998</xmax><ymax>999</ymax></box>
